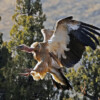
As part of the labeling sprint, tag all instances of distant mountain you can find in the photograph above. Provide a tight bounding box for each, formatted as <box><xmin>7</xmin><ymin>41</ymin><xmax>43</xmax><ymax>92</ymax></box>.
<box><xmin>0</xmin><ymin>0</ymin><xmax>100</xmax><ymax>41</ymax></box>
<box><xmin>0</xmin><ymin>0</ymin><xmax>15</xmax><ymax>41</ymax></box>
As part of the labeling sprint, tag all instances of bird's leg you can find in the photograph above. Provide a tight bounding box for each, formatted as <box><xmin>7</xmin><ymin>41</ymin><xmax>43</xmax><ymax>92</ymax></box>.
<box><xmin>19</xmin><ymin>69</ymin><xmax>41</xmax><ymax>81</ymax></box>
<box><xmin>19</xmin><ymin>72</ymin><xmax>30</xmax><ymax>77</ymax></box>
<box><xmin>18</xmin><ymin>68</ymin><xmax>33</xmax><ymax>77</ymax></box>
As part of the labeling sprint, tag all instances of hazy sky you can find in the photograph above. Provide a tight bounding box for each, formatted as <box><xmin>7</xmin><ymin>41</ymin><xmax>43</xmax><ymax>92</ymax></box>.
<box><xmin>0</xmin><ymin>0</ymin><xmax>16</xmax><ymax>41</ymax></box>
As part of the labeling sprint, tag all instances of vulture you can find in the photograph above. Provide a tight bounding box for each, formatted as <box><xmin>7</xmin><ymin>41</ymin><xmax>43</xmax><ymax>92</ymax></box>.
<box><xmin>17</xmin><ymin>16</ymin><xmax>100</xmax><ymax>90</ymax></box>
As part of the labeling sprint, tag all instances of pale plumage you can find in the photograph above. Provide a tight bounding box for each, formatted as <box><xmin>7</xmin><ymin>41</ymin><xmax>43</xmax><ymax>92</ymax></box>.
<box><xmin>17</xmin><ymin>16</ymin><xmax>100</xmax><ymax>90</ymax></box>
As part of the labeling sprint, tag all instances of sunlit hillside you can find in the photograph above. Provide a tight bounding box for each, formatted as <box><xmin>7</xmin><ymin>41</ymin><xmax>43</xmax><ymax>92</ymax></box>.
<box><xmin>0</xmin><ymin>0</ymin><xmax>100</xmax><ymax>41</ymax></box>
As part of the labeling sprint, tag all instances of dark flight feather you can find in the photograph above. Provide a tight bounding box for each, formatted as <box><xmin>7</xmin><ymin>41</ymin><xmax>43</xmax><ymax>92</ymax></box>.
<box><xmin>81</xmin><ymin>28</ymin><xmax>99</xmax><ymax>45</ymax></box>
<box><xmin>80</xmin><ymin>25</ymin><xmax>100</xmax><ymax>36</ymax></box>
<box><xmin>60</xmin><ymin>18</ymin><xmax>100</xmax><ymax>68</ymax></box>
<box><xmin>71</xmin><ymin>29</ymin><xmax>96</xmax><ymax>50</ymax></box>
<box><xmin>81</xmin><ymin>22</ymin><xmax>100</xmax><ymax>30</ymax></box>
<box><xmin>61</xmin><ymin>34</ymin><xmax>85</xmax><ymax>68</ymax></box>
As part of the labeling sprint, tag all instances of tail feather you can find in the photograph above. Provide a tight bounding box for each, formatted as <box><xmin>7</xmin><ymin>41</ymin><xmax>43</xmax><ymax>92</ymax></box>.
<box><xmin>50</xmin><ymin>68</ymin><xmax>72</xmax><ymax>90</ymax></box>
<box><xmin>57</xmin><ymin>69</ymin><xmax>72</xmax><ymax>90</ymax></box>
<box><xmin>52</xmin><ymin>78</ymin><xmax>72</xmax><ymax>90</ymax></box>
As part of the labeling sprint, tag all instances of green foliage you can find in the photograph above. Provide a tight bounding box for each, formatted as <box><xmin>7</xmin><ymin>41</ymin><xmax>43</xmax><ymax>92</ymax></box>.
<box><xmin>0</xmin><ymin>34</ymin><xmax>11</xmax><ymax>68</ymax></box>
<box><xmin>0</xmin><ymin>0</ymin><xmax>59</xmax><ymax>100</ymax></box>
<box><xmin>0</xmin><ymin>1</ymin><xmax>67</xmax><ymax>100</ymax></box>
<box><xmin>0</xmin><ymin>34</ymin><xmax>12</xmax><ymax>100</ymax></box>
<box><xmin>66</xmin><ymin>37</ymin><xmax>100</xmax><ymax>99</ymax></box>
<box><xmin>8</xmin><ymin>0</ymin><xmax>46</xmax><ymax>69</ymax></box>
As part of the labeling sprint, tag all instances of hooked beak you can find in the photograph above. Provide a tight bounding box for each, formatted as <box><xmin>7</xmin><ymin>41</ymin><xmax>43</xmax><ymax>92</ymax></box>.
<box><xmin>16</xmin><ymin>45</ymin><xmax>24</xmax><ymax>50</ymax></box>
<box><xmin>16</xmin><ymin>44</ymin><xmax>27</xmax><ymax>51</ymax></box>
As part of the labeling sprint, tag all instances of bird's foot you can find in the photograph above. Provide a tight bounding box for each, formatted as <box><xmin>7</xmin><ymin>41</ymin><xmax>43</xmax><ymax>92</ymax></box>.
<box><xmin>18</xmin><ymin>68</ymin><xmax>33</xmax><ymax>77</ymax></box>
<box><xmin>18</xmin><ymin>72</ymin><xmax>30</xmax><ymax>77</ymax></box>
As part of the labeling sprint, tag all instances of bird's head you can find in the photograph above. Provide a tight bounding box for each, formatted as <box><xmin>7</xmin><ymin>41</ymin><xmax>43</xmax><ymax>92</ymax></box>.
<box><xmin>17</xmin><ymin>42</ymin><xmax>43</xmax><ymax>53</ymax></box>
<box><xmin>17</xmin><ymin>44</ymin><xmax>34</xmax><ymax>53</ymax></box>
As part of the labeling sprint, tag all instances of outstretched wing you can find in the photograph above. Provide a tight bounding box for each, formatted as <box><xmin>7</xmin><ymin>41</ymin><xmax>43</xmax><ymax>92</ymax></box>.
<box><xmin>41</xmin><ymin>29</ymin><xmax>54</xmax><ymax>42</ymax></box>
<box><xmin>48</xmin><ymin>16</ymin><xmax>100</xmax><ymax>68</ymax></box>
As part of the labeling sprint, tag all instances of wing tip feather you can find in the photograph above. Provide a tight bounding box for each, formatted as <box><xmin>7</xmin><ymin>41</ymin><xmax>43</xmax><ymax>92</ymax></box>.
<box><xmin>81</xmin><ymin>22</ymin><xmax>100</xmax><ymax>30</ymax></box>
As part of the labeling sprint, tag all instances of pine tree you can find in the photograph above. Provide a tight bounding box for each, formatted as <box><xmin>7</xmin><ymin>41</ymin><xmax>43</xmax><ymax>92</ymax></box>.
<box><xmin>0</xmin><ymin>33</ymin><xmax>12</xmax><ymax>100</ymax></box>
<box><xmin>66</xmin><ymin>38</ymin><xmax>100</xmax><ymax>99</ymax></box>
<box><xmin>0</xmin><ymin>34</ymin><xmax>11</xmax><ymax>68</ymax></box>
<box><xmin>3</xmin><ymin>0</ymin><xmax>59</xmax><ymax>99</ymax></box>
<box><xmin>0</xmin><ymin>16</ymin><xmax>11</xmax><ymax>70</ymax></box>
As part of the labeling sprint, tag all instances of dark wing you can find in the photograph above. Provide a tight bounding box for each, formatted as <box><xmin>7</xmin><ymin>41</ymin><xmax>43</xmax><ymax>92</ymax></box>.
<box><xmin>61</xmin><ymin>34</ymin><xmax>85</xmax><ymax>67</ymax></box>
<box><xmin>48</xmin><ymin>16</ymin><xmax>100</xmax><ymax>68</ymax></box>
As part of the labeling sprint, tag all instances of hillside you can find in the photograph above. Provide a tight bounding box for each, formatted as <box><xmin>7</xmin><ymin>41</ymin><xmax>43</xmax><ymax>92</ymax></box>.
<box><xmin>0</xmin><ymin>0</ymin><xmax>100</xmax><ymax>41</ymax></box>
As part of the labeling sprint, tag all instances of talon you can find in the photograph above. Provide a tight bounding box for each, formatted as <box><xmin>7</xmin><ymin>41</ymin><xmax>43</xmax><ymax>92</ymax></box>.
<box><xmin>18</xmin><ymin>73</ymin><xmax>30</xmax><ymax>76</ymax></box>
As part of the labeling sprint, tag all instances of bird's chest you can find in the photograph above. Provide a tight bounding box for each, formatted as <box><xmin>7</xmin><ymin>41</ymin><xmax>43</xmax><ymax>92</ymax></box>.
<box><xmin>33</xmin><ymin>49</ymin><xmax>49</xmax><ymax>62</ymax></box>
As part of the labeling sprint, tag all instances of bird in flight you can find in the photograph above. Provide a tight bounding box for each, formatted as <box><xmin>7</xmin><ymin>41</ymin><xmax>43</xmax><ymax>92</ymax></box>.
<box><xmin>17</xmin><ymin>16</ymin><xmax>100</xmax><ymax>90</ymax></box>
